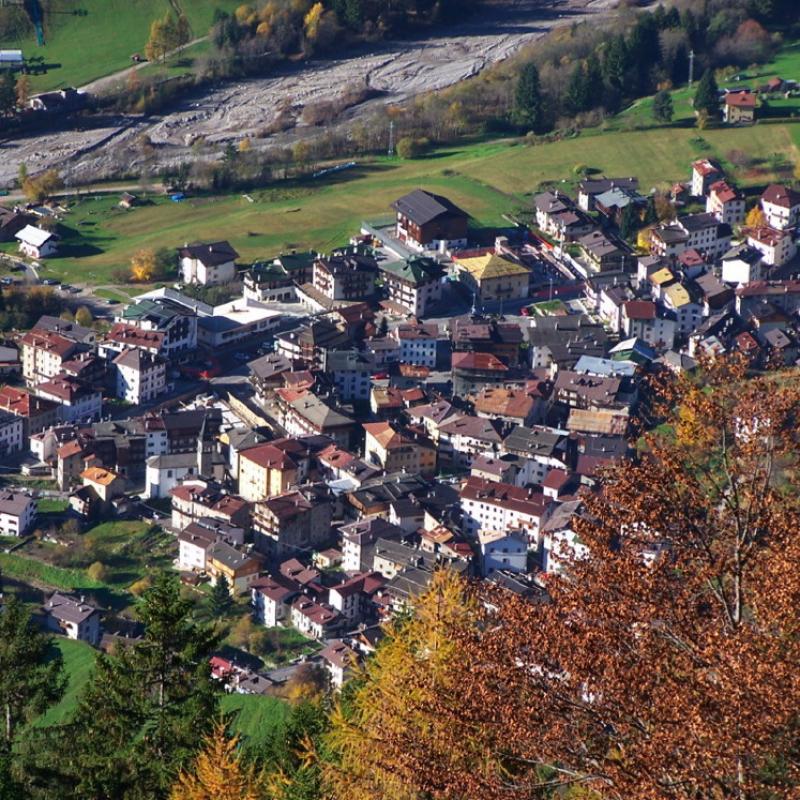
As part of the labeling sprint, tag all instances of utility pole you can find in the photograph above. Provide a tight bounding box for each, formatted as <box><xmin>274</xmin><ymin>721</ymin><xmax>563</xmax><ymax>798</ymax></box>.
<box><xmin>688</xmin><ymin>49</ymin><xmax>695</xmax><ymax>88</ymax></box>
<box><xmin>388</xmin><ymin>120</ymin><xmax>395</xmax><ymax>157</ymax></box>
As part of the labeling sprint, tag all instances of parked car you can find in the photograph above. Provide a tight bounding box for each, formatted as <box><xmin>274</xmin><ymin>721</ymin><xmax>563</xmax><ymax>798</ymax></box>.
<box><xmin>41</xmin><ymin>279</ymin><xmax>58</xmax><ymax>286</ymax></box>
<box><xmin>0</xmin><ymin>277</ymin><xmax>13</xmax><ymax>286</ymax></box>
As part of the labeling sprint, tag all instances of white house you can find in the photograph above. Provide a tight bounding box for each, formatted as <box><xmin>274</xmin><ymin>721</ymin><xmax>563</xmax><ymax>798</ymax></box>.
<box><xmin>747</xmin><ymin>227</ymin><xmax>797</xmax><ymax>267</ymax></box>
<box><xmin>35</xmin><ymin>376</ymin><xmax>102</xmax><ymax>424</ymax></box>
<box><xmin>663</xmin><ymin>283</ymin><xmax>703</xmax><ymax>336</ymax></box>
<box><xmin>290</xmin><ymin>596</ymin><xmax>341</xmax><ymax>640</ymax></box>
<box><xmin>251</xmin><ymin>576</ymin><xmax>298</xmax><ymax>627</ymax></box>
<box><xmin>621</xmin><ymin>300</ymin><xmax>676</xmax><ymax>348</ymax></box>
<box><xmin>114</xmin><ymin>349</ymin><xmax>167</xmax><ymax>404</ymax></box>
<box><xmin>761</xmin><ymin>184</ymin><xmax>800</xmax><ymax>231</ymax></box>
<box><xmin>15</xmin><ymin>225</ymin><xmax>58</xmax><ymax>259</ymax></box>
<box><xmin>179</xmin><ymin>241</ymin><xmax>239</xmax><ymax>285</ymax></box>
<box><xmin>177</xmin><ymin>524</ymin><xmax>217</xmax><ymax>572</ymax></box>
<box><xmin>690</xmin><ymin>159</ymin><xmax>723</xmax><ymax>198</ymax></box>
<box><xmin>320</xmin><ymin>639</ymin><xmax>358</xmax><ymax>689</ymax></box>
<box><xmin>393</xmin><ymin>323</ymin><xmax>440</xmax><ymax>368</ymax></box>
<box><xmin>705</xmin><ymin>181</ymin><xmax>746</xmax><ymax>226</ymax></box>
<box><xmin>721</xmin><ymin>244</ymin><xmax>764</xmax><ymax>285</ymax></box>
<box><xmin>43</xmin><ymin>592</ymin><xmax>101</xmax><ymax>646</ymax></box>
<box><xmin>0</xmin><ymin>490</ymin><xmax>35</xmax><ymax>536</ymax></box>
<box><xmin>0</xmin><ymin>411</ymin><xmax>24</xmax><ymax>455</ymax></box>
<box><xmin>460</xmin><ymin>476</ymin><xmax>551</xmax><ymax>542</ymax></box>
<box><xmin>379</xmin><ymin>256</ymin><xmax>444</xmax><ymax>316</ymax></box>
<box><xmin>145</xmin><ymin>452</ymin><xmax>200</xmax><ymax>499</ymax></box>
<box><xmin>478</xmin><ymin>529</ymin><xmax>528</xmax><ymax>576</ymax></box>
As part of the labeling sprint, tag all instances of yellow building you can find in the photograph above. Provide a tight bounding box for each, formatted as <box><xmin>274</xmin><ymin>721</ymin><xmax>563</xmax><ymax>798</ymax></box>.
<box><xmin>362</xmin><ymin>422</ymin><xmax>436</xmax><ymax>476</ymax></box>
<box><xmin>237</xmin><ymin>443</ymin><xmax>298</xmax><ymax>503</ymax></box>
<box><xmin>454</xmin><ymin>253</ymin><xmax>530</xmax><ymax>302</ymax></box>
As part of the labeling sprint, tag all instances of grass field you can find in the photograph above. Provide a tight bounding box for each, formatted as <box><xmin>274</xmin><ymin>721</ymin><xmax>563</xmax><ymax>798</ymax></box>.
<box><xmin>221</xmin><ymin>693</ymin><xmax>290</xmax><ymax>750</ymax></box>
<box><xmin>37</xmin><ymin>498</ymin><xmax>69</xmax><ymax>514</ymax></box>
<box><xmin>34</xmin><ymin>637</ymin><xmax>97</xmax><ymax>728</ymax></box>
<box><xmin>32</xmin><ymin>637</ymin><xmax>290</xmax><ymax>749</ymax></box>
<box><xmin>6</xmin><ymin>0</ymin><xmax>241</xmax><ymax>92</ymax></box>
<box><xmin>0</xmin><ymin>551</ymin><xmax>105</xmax><ymax>592</ymax></box>
<box><xmin>43</xmin><ymin>114</ymin><xmax>800</xmax><ymax>285</ymax></box>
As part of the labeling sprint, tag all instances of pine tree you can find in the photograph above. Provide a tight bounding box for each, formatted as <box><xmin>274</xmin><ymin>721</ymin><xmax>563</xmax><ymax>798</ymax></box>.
<box><xmin>0</xmin><ymin>597</ymin><xmax>65</xmax><ymax>747</ymax></box>
<box><xmin>171</xmin><ymin>721</ymin><xmax>263</xmax><ymax>800</ymax></box>
<box><xmin>210</xmin><ymin>575</ymin><xmax>232</xmax><ymax>615</ymax></box>
<box><xmin>652</xmin><ymin>89</ymin><xmax>674</xmax><ymax>122</ymax></box>
<box><xmin>0</xmin><ymin>74</ymin><xmax>14</xmax><ymax>116</ymax></box>
<box><xmin>619</xmin><ymin>202</ymin><xmax>639</xmax><ymax>241</ymax></box>
<box><xmin>584</xmin><ymin>52</ymin><xmax>604</xmax><ymax>104</ymax></box>
<box><xmin>565</xmin><ymin>62</ymin><xmax>590</xmax><ymax>115</ymax></box>
<box><xmin>693</xmin><ymin>69</ymin><xmax>719</xmax><ymax>117</ymax></box>
<box><xmin>22</xmin><ymin>573</ymin><xmax>220</xmax><ymax>799</ymax></box>
<box><xmin>513</xmin><ymin>62</ymin><xmax>544</xmax><ymax>132</ymax></box>
<box><xmin>603</xmin><ymin>35</ymin><xmax>628</xmax><ymax>91</ymax></box>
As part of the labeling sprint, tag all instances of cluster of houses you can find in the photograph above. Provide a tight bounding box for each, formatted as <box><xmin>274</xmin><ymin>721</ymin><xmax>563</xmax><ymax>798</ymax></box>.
<box><xmin>719</xmin><ymin>75</ymin><xmax>798</xmax><ymax>126</ymax></box>
<box><xmin>534</xmin><ymin>158</ymin><xmax>800</xmax><ymax>366</ymax></box>
<box><xmin>1</xmin><ymin>166</ymin><xmax>798</xmax><ymax>692</ymax></box>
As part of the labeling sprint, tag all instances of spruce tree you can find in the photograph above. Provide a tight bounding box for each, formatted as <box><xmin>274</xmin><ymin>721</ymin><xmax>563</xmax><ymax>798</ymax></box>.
<box><xmin>210</xmin><ymin>575</ymin><xmax>232</xmax><ymax>616</ymax></box>
<box><xmin>565</xmin><ymin>62</ymin><xmax>590</xmax><ymax>115</ymax></box>
<box><xmin>694</xmin><ymin>69</ymin><xmax>719</xmax><ymax>117</ymax></box>
<box><xmin>22</xmin><ymin>573</ymin><xmax>220</xmax><ymax>800</ymax></box>
<box><xmin>619</xmin><ymin>202</ymin><xmax>639</xmax><ymax>241</ymax></box>
<box><xmin>584</xmin><ymin>53</ymin><xmax>604</xmax><ymax>104</ymax></box>
<box><xmin>603</xmin><ymin>35</ymin><xmax>629</xmax><ymax>91</ymax></box>
<box><xmin>653</xmin><ymin>90</ymin><xmax>674</xmax><ymax>123</ymax></box>
<box><xmin>0</xmin><ymin>596</ymin><xmax>65</xmax><ymax>748</ymax></box>
<box><xmin>513</xmin><ymin>62</ymin><xmax>544</xmax><ymax>132</ymax></box>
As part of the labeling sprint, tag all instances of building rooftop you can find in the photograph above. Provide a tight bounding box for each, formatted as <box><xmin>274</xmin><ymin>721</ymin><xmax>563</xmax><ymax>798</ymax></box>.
<box><xmin>392</xmin><ymin>189</ymin><xmax>468</xmax><ymax>226</ymax></box>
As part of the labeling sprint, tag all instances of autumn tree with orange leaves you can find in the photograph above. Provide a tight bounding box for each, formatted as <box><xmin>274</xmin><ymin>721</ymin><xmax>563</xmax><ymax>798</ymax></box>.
<box><xmin>170</xmin><ymin>721</ymin><xmax>264</xmax><ymax>800</ymax></box>
<box><xmin>327</xmin><ymin>355</ymin><xmax>800</xmax><ymax>799</ymax></box>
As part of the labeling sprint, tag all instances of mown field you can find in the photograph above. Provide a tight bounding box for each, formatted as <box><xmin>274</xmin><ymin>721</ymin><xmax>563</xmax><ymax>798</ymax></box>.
<box><xmin>5</xmin><ymin>0</ymin><xmax>241</xmax><ymax>92</ymax></box>
<box><xmin>43</xmin><ymin>112</ymin><xmax>800</xmax><ymax>286</ymax></box>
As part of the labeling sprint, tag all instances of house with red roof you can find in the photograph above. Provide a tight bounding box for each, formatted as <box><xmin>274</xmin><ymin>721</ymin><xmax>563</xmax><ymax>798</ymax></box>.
<box><xmin>460</xmin><ymin>476</ymin><xmax>552</xmax><ymax>542</ymax></box>
<box><xmin>705</xmin><ymin>180</ymin><xmax>745</xmax><ymax>226</ymax></box>
<box><xmin>237</xmin><ymin>442</ymin><xmax>299</xmax><ymax>502</ymax></box>
<box><xmin>621</xmin><ymin>300</ymin><xmax>676</xmax><ymax>349</ymax></box>
<box><xmin>723</xmin><ymin>90</ymin><xmax>756</xmax><ymax>125</ymax></box>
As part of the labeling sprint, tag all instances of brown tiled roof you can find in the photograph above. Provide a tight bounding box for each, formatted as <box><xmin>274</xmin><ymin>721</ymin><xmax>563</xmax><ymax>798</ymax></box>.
<box><xmin>761</xmin><ymin>183</ymin><xmax>800</xmax><ymax>209</ymax></box>
<box><xmin>622</xmin><ymin>300</ymin><xmax>656</xmax><ymax>320</ymax></box>
<box><xmin>461</xmin><ymin>476</ymin><xmax>550</xmax><ymax>517</ymax></box>
<box><xmin>473</xmin><ymin>387</ymin><xmax>535</xmax><ymax>420</ymax></box>
<box><xmin>0</xmin><ymin>386</ymin><xmax>58</xmax><ymax>418</ymax></box>
<box><xmin>106</xmin><ymin>323</ymin><xmax>165</xmax><ymax>350</ymax></box>
<box><xmin>708</xmin><ymin>180</ymin><xmax>740</xmax><ymax>204</ymax></box>
<box><xmin>81</xmin><ymin>466</ymin><xmax>120</xmax><ymax>486</ymax></box>
<box><xmin>20</xmin><ymin>330</ymin><xmax>75</xmax><ymax>358</ymax></box>
<box><xmin>451</xmin><ymin>351</ymin><xmax>508</xmax><ymax>372</ymax></box>
<box><xmin>240</xmin><ymin>443</ymin><xmax>297</xmax><ymax>471</ymax></box>
<box><xmin>724</xmin><ymin>90</ymin><xmax>756</xmax><ymax>108</ymax></box>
